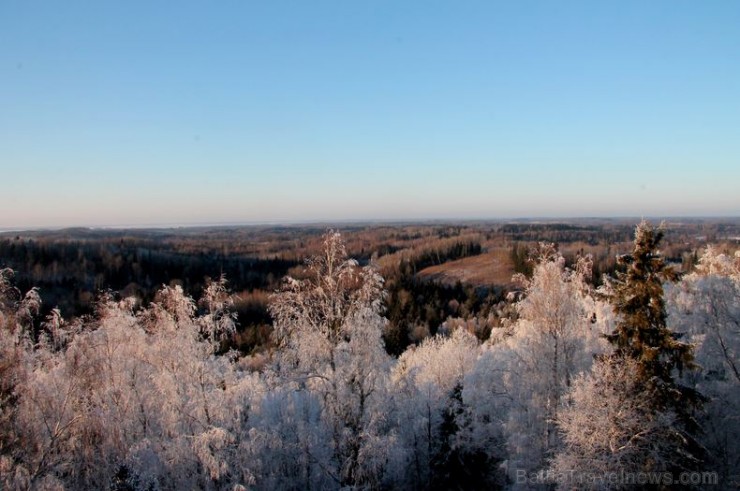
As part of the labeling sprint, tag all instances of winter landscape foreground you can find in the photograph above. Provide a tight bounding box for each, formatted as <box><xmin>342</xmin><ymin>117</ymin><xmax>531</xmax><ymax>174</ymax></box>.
<box><xmin>0</xmin><ymin>222</ymin><xmax>738</xmax><ymax>490</ymax></box>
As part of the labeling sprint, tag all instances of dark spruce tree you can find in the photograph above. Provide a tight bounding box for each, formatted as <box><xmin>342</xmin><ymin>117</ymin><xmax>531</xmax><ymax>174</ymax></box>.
<box><xmin>606</xmin><ymin>221</ymin><xmax>705</xmax><ymax>474</ymax></box>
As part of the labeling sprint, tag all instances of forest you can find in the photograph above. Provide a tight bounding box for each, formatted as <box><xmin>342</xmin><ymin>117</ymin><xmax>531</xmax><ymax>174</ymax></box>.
<box><xmin>0</xmin><ymin>220</ymin><xmax>738</xmax><ymax>489</ymax></box>
<box><xmin>1</xmin><ymin>219</ymin><xmax>730</xmax><ymax>355</ymax></box>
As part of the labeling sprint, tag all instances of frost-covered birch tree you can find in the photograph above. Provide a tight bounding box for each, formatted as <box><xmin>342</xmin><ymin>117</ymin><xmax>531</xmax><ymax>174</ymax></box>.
<box><xmin>1</xmin><ymin>274</ymin><xmax>259</xmax><ymax>490</ymax></box>
<box><xmin>265</xmin><ymin>231</ymin><xmax>395</xmax><ymax>489</ymax></box>
<box><xmin>483</xmin><ymin>246</ymin><xmax>608</xmax><ymax>480</ymax></box>
<box><xmin>391</xmin><ymin>328</ymin><xmax>503</xmax><ymax>489</ymax></box>
<box><xmin>667</xmin><ymin>246</ymin><xmax>740</xmax><ymax>485</ymax></box>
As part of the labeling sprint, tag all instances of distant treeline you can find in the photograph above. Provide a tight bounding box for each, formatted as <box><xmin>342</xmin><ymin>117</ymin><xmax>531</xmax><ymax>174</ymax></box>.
<box><xmin>499</xmin><ymin>222</ymin><xmax>635</xmax><ymax>245</ymax></box>
<box><xmin>0</xmin><ymin>237</ymin><xmax>298</xmax><ymax>319</ymax></box>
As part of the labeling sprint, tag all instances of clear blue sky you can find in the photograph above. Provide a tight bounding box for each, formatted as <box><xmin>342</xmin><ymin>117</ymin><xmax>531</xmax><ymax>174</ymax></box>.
<box><xmin>2</xmin><ymin>1</ymin><xmax>739</xmax><ymax>228</ymax></box>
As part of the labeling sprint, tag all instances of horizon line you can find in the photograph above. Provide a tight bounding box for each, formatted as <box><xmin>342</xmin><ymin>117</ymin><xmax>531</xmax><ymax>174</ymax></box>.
<box><xmin>2</xmin><ymin>215</ymin><xmax>740</xmax><ymax>234</ymax></box>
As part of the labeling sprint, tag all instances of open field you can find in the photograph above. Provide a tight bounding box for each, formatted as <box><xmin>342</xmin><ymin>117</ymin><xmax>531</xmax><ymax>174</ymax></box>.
<box><xmin>416</xmin><ymin>248</ymin><xmax>514</xmax><ymax>287</ymax></box>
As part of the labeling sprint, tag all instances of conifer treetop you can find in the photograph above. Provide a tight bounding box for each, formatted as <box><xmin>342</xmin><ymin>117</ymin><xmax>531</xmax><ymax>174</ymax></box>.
<box><xmin>608</xmin><ymin>221</ymin><xmax>691</xmax><ymax>380</ymax></box>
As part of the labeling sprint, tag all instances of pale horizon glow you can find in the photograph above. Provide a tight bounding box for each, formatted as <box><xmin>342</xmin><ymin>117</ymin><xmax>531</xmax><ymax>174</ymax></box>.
<box><xmin>2</xmin><ymin>1</ymin><xmax>739</xmax><ymax>229</ymax></box>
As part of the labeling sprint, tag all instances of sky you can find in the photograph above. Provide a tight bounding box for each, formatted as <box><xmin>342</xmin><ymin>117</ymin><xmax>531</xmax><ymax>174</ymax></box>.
<box><xmin>1</xmin><ymin>1</ymin><xmax>739</xmax><ymax>228</ymax></box>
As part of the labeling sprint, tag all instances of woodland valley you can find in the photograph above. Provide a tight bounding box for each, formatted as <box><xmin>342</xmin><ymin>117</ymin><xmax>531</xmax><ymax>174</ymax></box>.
<box><xmin>0</xmin><ymin>219</ymin><xmax>738</xmax><ymax>489</ymax></box>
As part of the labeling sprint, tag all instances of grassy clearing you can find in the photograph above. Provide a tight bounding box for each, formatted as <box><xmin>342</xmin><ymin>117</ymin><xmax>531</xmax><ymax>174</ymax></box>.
<box><xmin>416</xmin><ymin>248</ymin><xmax>514</xmax><ymax>287</ymax></box>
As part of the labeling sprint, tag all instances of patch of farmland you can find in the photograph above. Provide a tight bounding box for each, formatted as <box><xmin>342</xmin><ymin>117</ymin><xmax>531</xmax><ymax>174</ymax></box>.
<box><xmin>416</xmin><ymin>248</ymin><xmax>514</xmax><ymax>286</ymax></box>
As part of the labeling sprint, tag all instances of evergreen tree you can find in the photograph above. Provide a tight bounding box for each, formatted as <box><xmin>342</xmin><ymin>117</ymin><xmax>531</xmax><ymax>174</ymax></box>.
<box><xmin>605</xmin><ymin>220</ymin><xmax>704</xmax><ymax>469</ymax></box>
<box><xmin>607</xmin><ymin>223</ymin><xmax>696</xmax><ymax>395</ymax></box>
<box><xmin>552</xmin><ymin>222</ymin><xmax>706</xmax><ymax>489</ymax></box>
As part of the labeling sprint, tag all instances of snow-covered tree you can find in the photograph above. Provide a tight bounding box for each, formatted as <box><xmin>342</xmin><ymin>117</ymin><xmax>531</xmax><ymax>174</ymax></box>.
<box><xmin>2</xmin><ymin>278</ymin><xmax>259</xmax><ymax>490</ymax></box>
<box><xmin>391</xmin><ymin>328</ymin><xmax>497</xmax><ymax>489</ymax></box>
<box><xmin>199</xmin><ymin>274</ymin><xmax>238</xmax><ymax>347</ymax></box>
<box><xmin>485</xmin><ymin>247</ymin><xmax>608</xmax><ymax>479</ymax></box>
<box><xmin>669</xmin><ymin>246</ymin><xmax>739</xmax><ymax>383</ymax></box>
<box><xmin>266</xmin><ymin>231</ymin><xmax>395</xmax><ymax>489</ymax></box>
<box><xmin>551</xmin><ymin>355</ymin><xmax>685</xmax><ymax>490</ymax></box>
<box><xmin>554</xmin><ymin>222</ymin><xmax>705</xmax><ymax>487</ymax></box>
<box><xmin>0</xmin><ymin>269</ymin><xmax>36</xmax><ymax>489</ymax></box>
<box><xmin>667</xmin><ymin>246</ymin><xmax>740</xmax><ymax>485</ymax></box>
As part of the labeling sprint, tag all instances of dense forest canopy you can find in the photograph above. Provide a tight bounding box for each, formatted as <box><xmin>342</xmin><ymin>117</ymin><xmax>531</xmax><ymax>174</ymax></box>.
<box><xmin>0</xmin><ymin>220</ymin><xmax>738</xmax><ymax>489</ymax></box>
